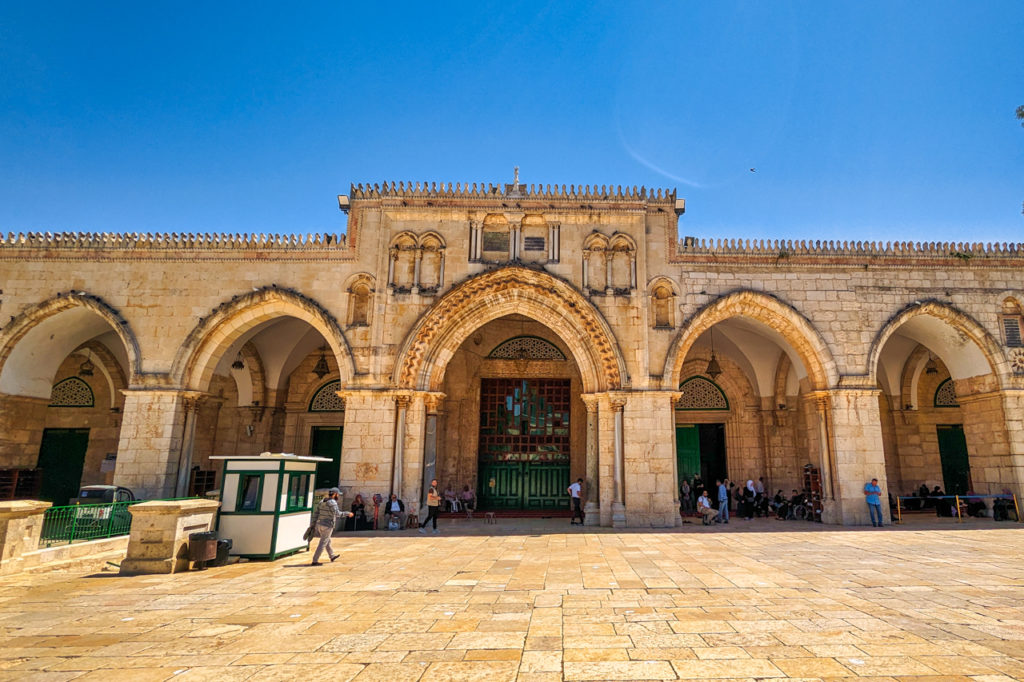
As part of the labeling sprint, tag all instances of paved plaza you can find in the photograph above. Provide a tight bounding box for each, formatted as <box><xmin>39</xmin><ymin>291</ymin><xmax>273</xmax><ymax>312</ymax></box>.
<box><xmin>1</xmin><ymin>519</ymin><xmax>1023</xmax><ymax>681</ymax></box>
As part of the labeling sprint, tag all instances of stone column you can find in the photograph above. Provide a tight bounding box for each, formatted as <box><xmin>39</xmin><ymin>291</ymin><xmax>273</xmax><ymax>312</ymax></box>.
<box><xmin>629</xmin><ymin>254</ymin><xmax>637</xmax><ymax>289</ymax></box>
<box><xmin>621</xmin><ymin>391</ymin><xmax>680</xmax><ymax>528</ymax></box>
<box><xmin>0</xmin><ymin>500</ymin><xmax>51</xmax><ymax>576</ymax></box>
<box><xmin>392</xmin><ymin>395</ymin><xmax>410</xmax><ymax>495</ymax></box>
<box><xmin>611</xmin><ymin>395</ymin><xmax>627</xmax><ymax>527</ymax></box>
<box><xmin>582</xmin><ymin>251</ymin><xmax>591</xmax><ymax>291</ymax></box>
<box><xmin>604</xmin><ymin>252</ymin><xmax>613</xmax><ymax>294</ymax></box>
<box><xmin>582</xmin><ymin>395</ymin><xmax>600</xmax><ymax>525</ymax></box>
<box><xmin>335</xmin><ymin>390</ymin><xmax>396</xmax><ymax>494</ymax></box>
<box><xmin>826</xmin><ymin>387</ymin><xmax>890</xmax><ymax>525</ymax></box>
<box><xmin>412</xmin><ymin>249</ymin><xmax>422</xmax><ymax>294</ymax></box>
<box><xmin>958</xmin><ymin>385</ymin><xmax>1024</xmax><ymax>500</ymax></box>
<box><xmin>173</xmin><ymin>393</ymin><xmax>205</xmax><ymax>498</ymax></box>
<box><xmin>119</xmin><ymin>499</ymin><xmax>220</xmax><ymax>575</ymax></box>
<box><xmin>387</xmin><ymin>248</ymin><xmax>397</xmax><ymax>289</ymax></box>
<box><xmin>114</xmin><ymin>389</ymin><xmax>197</xmax><ymax>499</ymax></box>
<box><xmin>418</xmin><ymin>394</ymin><xmax>443</xmax><ymax>509</ymax></box>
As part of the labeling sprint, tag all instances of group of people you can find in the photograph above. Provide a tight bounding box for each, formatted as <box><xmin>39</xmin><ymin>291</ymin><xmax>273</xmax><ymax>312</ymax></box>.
<box><xmin>442</xmin><ymin>484</ymin><xmax>477</xmax><ymax>516</ymax></box>
<box><xmin>681</xmin><ymin>476</ymin><xmax>773</xmax><ymax>525</ymax></box>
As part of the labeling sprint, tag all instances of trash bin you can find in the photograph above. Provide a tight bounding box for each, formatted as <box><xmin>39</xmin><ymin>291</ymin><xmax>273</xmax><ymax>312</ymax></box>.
<box><xmin>210</xmin><ymin>539</ymin><xmax>232</xmax><ymax>567</ymax></box>
<box><xmin>189</xmin><ymin>531</ymin><xmax>218</xmax><ymax>570</ymax></box>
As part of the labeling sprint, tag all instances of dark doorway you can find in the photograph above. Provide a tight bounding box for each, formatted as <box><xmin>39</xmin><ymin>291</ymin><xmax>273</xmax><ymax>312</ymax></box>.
<box><xmin>477</xmin><ymin>378</ymin><xmax>570</xmax><ymax>510</ymax></box>
<box><xmin>676</xmin><ymin>423</ymin><xmax>727</xmax><ymax>490</ymax></box>
<box><xmin>936</xmin><ymin>424</ymin><xmax>971</xmax><ymax>495</ymax></box>
<box><xmin>310</xmin><ymin>426</ymin><xmax>343</xmax><ymax>490</ymax></box>
<box><xmin>38</xmin><ymin>428</ymin><xmax>89</xmax><ymax>505</ymax></box>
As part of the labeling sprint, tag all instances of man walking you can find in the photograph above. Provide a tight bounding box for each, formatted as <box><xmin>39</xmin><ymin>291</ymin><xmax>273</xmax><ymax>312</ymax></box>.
<box><xmin>567</xmin><ymin>477</ymin><xmax>584</xmax><ymax>525</ymax></box>
<box><xmin>717</xmin><ymin>478</ymin><xmax>729</xmax><ymax>524</ymax></box>
<box><xmin>310</xmin><ymin>488</ymin><xmax>352</xmax><ymax>566</ymax></box>
<box><xmin>864</xmin><ymin>477</ymin><xmax>884</xmax><ymax>527</ymax></box>
<box><xmin>419</xmin><ymin>478</ymin><xmax>441</xmax><ymax>534</ymax></box>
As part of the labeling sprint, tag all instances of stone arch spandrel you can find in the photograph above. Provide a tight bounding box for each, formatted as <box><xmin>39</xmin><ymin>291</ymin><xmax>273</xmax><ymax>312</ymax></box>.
<box><xmin>662</xmin><ymin>290</ymin><xmax>837</xmax><ymax>392</ymax></box>
<box><xmin>867</xmin><ymin>300</ymin><xmax>1009</xmax><ymax>388</ymax></box>
<box><xmin>172</xmin><ymin>287</ymin><xmax>355</xmax><ymax>392</ymax></box>
<box><xmin>394</xmin><ymin>266</ymin><xmax>626</xmax><ymax>393</ymax></box>
<box><xmin>0</xmin><ymin>292</ymin><xmax>142</xmax><ymax>396</ymax></box>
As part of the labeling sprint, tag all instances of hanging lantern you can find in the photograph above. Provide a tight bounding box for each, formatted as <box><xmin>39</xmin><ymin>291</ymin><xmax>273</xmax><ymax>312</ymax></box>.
<box><xmin>78</xmin><ymin>352</ymin><xmax>95</xmax><ymax>377</ymax></box>
<box><xmin>705</xmin><ymin>328</ymin><xmax>722</xmax><ymax>380</ymax></box>
<box><xmin>924</xmin><ymin>354</ymin><xmax>938</xmax><ymax>375</ymax></box>
<box><xmin>231</xmin><ymin>354</ymin><xmax>244</xmax><ymax>370</ymax></box>
<box><xmin>312</xmin><ymin>346</ymin><xmax>330</xmax><ymax>379</ymax></box>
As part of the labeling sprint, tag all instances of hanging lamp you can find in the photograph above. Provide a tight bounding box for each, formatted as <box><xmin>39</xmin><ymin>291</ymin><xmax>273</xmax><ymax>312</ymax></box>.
<box><xmin>705</xmin><ymin>328</ymin><xmax>722</xmax><ymax>380</ymax></box>
<box><xmin>312</xmin><ymin>346</ymin><xmax>330</xmax><ymax>379</ymax></box>
<box><xmin>78</xmin><ymin>349</ymin><xmax>95</xmax><ymax>377</ymax></box>
<box><xmin>924</xmin><ymin>353</ymin><xmax>938</xmax><ymax>375</ymax></box>
<box><xmin>231</xmin><ymin>353</ymin><xmax>244</xmax><ymax>370</ymax></box>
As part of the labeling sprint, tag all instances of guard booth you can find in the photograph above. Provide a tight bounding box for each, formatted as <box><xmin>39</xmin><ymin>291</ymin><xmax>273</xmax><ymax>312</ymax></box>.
<box><xmin>211</xmin><ymin>453</ymin><xmax>329</xmax><ymax>560</ymax></box>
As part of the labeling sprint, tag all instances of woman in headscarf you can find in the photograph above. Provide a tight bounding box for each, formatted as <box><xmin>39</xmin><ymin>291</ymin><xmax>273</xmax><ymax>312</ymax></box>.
<box><xmin>743</xmin><ymin>480</ymin><xmax>757</xmax><ymax>520</ymax></box>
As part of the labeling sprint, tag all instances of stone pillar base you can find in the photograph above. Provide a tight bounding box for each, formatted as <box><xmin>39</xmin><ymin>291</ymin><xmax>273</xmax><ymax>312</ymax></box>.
<box><xmin>611</xmin><ymin>502</ymin><xmax>627</xmax><ymax>528</ymax></box>
<box><xmin>0</xmin><ymin>501</ymin><xmax>52</xmax><ymax>576</ymax></box>
<box><xmin>120</xmin><ymin>499</ymin><xmax>220</xmax><ymax>575</ymax></box>
<box><xmin>583</xmin><ymin>501</ymin><xmax>600</xmax><ymax>526</ymax></box>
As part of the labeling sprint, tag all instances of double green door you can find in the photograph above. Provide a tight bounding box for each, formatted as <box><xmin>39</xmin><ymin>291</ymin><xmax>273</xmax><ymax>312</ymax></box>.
<box><xmin>38</xmin><ymin>428</ymin><xmax>90</xmax><ymax>505</ymax></box>
<box><xmin>478</xmin><ymin>462</ymin><xmax>569</xmax><ymax>510</ymax></box>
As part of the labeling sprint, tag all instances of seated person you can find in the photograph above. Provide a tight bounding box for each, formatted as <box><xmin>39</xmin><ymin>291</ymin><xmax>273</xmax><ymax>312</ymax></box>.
<box><xmin>444</xmin><ymin>485</ymin><xmax>457</xmax><ymax>512</ymax></box>
<box><xmin>460</xmin><ymin>485</ymin><xmax>476</xmax><ymax>518</ymax></box>
<box><xmin>931</xmin><ymin>487</ymin><xmax>954</xmax><ymax>517</ymax></box>
<box><xmin>964</xmin><ymin>491</ymin><xmax>987</xmax><ymax>518</ymax></box>
<box><xmin>697</xmin><ymin>491</ymin><xmax>718</xmax><ymax>525</ymax></box>
<box><xmin>347</xmin><ymin>494</ymin><xmax>369</xmax><ymax>531</ymax></box>
<box><xmin>786</xmin><ymin>489</ymin><xmax>804</xmax><ymax>519</ymax></box>
<box><xmin>382</xmin><ymin>493</ymin><xmax>405</xmax><ymax>528</ymax></box>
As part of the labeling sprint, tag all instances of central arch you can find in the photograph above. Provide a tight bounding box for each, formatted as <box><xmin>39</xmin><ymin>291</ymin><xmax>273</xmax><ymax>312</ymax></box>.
<box><xmin>394</xmin><ymin>266</ymin><xmax>626</xmax><ymax>393</ymax></box>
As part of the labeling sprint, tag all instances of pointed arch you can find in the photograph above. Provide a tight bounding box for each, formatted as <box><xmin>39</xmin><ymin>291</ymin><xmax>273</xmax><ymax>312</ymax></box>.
<box><xmin>867</xmin><ymin>300</ymin><xmax>1008</xmax><ymax>386</ymax></box>
<box><xmin>661</xmin><ymin>290</ymin><xmax>837</xmax><ymax>391</ymax></box>
<box><xmin>0</xmin><ymin>292</ymin><xmax>141</xmax><ymax>397</ymax></box>
<box><xmin>393</xmin><ymin>266</ymin><xmax>626</xmax><ymax>392</ymax></box>
<box><xmin>172</xmin><ymin>286</ymin><xmax>355</xmax><ymax>392</ymax></box>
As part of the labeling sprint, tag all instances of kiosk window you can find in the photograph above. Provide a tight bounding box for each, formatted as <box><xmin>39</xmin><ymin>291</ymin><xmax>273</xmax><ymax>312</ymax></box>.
<box><xmin>238</xmin><ymin>474</ymin><xmax>261</xmax><ymax>511</ymax></box>
<box><xmin>287</xmin><ymin>474</ymin><xmax>311</xmax><ymax>510</ymax></box>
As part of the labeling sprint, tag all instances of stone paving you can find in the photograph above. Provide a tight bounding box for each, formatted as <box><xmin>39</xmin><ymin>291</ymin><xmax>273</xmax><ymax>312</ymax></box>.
<box><xmin>1</xmin><ymin>518</ymin><xmax>1023</xmax><ymax>681</ymax></box>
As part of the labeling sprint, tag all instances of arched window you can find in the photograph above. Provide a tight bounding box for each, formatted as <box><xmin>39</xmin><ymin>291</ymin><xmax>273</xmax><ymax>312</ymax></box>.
<box><xmin>49</xmin><ymin>377</ymin><xmax>95</xmax><ymax>408</ymax></box>
<box><xmin>933</xmin><ymin>378</ymin><xmax>959</xmax><ymax>408</ymax></box>
<box><xmin>676</xmin><ymin>376</ymin><xmax>729</xmax><ymax>411</ymax></box>
<box><xmin>653</xmin><ymin>284</ymin><xmax>674</xmax><ymax>328</ymax></box>
<box><xmin>309</xmin><ymin>380</ymin><xmax>345</xmax><ymax>412</ymax></box>
<box><xmin>349</xmin><ymin>283</ymin><xmax>370</xmax><ymax>326</ymax></box>
<box><xmin>488</xmin><ymin>336</ymin><xmax>566</xmax><ymax>361</ymax></box>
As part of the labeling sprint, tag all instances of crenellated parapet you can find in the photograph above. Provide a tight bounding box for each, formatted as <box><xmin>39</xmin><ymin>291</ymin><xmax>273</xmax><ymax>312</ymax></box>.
<box><xmin>673</xmin><ymin>236</ymin><xmax>1024</xmax><ymax>265</ymax></box>
<box><xmin>0</xmin><ymin>231</ymin><xmax>347</xmax><ymax>250</ymax></box>
<box><xmin>349</xmin><ymin>181</ymin><xmax>678</xmax><ymax>204</ymax></box>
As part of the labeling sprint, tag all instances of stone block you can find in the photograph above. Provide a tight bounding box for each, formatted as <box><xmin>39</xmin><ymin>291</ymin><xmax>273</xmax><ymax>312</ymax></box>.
<box><xmin>119</xmin><ymin>499</ymin><xmax>220</xmax><ymax>575</ymax></box>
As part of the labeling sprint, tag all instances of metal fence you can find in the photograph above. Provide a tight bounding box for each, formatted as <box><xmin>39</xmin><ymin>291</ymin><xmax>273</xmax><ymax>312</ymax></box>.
<box><xmin>39</xmin><ymin>498</ymin><xmax>197</xmax><ymax>546</ymax></box>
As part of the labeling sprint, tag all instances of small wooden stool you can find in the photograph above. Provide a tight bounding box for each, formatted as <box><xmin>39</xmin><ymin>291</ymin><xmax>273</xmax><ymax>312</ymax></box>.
<box><xmin>405</xmin><ymin>513</ymin><xmax>419</xmax><ymax>529</ymax></box>
<box><xmin>484</xmin><ymin>512</ymin><xmax>496</xmax><ymax>524</ymax></box>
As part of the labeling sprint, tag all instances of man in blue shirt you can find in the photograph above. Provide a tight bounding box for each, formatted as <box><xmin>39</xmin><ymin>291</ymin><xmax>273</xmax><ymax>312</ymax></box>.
<box><xmin>864</xmin><ymin>478</ymin><xmax>883</xmax><ymax>527</ymax></box>
<box><xmin>717</xmin><ymin>478</ymin><xmax>729</xmax><ymax>524</ymax></box>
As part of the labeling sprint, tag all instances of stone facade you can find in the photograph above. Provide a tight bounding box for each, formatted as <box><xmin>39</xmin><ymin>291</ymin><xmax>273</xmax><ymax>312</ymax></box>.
<box><xmin>1</xmin><ymin>180</ymin><xmax>1022</xmax><ymax>526</ymax></box>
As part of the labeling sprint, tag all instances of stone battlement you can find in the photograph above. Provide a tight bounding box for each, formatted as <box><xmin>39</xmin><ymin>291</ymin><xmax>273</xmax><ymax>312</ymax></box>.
<box><xmin>674</xmin><ymin>237</ymin><xmax>1024</xmax><ymax>261</ymax></box>
<box><xmin>0</xmin><ymin>231</ymin><xmax>347</xmax><ymax>250</ymax></box>
<box><xmin>349</xmin><ymin>181</ymin><xmax>678</xmax><ymax>203</ymax></box>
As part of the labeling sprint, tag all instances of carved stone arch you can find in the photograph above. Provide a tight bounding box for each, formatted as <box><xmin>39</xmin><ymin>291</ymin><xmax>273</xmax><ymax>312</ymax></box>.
<box><xmin>76</xmin><ymin>339</ymin><xmax>128</xmax><ymax>410</ymax></box>
<box><xmin>172</xmin><ymin>286</ymin><xmax>355</xmax><ymax>392</ymax></box>
<box><xmin>866</xmin><ymin>300</ymin><xmax>1009</xmax><ymax>387</ymax></box>
<box><xmin>609</xmin><ymin>232</ymin><xmax>637</xmax><ymax>251</ymax></box>
<box><xmin>418</xmin><ymin>231</ymin><xmax>445</xmax><ymax>249</ymax></box>
<box><xmin>897</xmin><ymin>344</ymin><xmax>931</xmax><ymax>410</ymax></box>
<box><xmin>0</xmin><ymin>292</ymin><xmax>142</xmax><ymax>397</ymax></box>
<box><xmin>661</xmin><ymin>290</ymin><xmax>838</xmax><ymax>391</ymax></box>
<box><xmin>418</xmin><ymin>232</ymin><xmax>446</xmax><ymax>290</ymax></box>
<box><xmin>393</xmin><ymin>266</ymin><xmax>626</xmax><ymax>393</ymax></box>
<box><xmin>232</xmin><ymin>341</ymin><xmax>266</xmax><ymax>407</ymax></box>
<box><xmin>582</xmin><ymin>232</ymin><xmax>609</xmax><ymax>250</ymax></box>
<box><xmin>582</xmin><ymin>233</ymin><xmax>610</xmax><ymax>291</ymax></box>
<box><xmin>772</xmin><ymin>352</ymin><xmax>795</xmax><ymax>408</ymax></box>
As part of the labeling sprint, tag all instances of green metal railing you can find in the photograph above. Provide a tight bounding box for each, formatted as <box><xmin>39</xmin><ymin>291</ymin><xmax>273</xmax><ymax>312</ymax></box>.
<box><xmin>39</xmin><ymin>497</ymin><xmax>198</xmax><ymax>546</ymax></box>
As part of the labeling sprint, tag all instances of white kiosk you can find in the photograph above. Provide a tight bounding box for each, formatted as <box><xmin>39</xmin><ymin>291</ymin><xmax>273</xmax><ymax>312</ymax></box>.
<box><xmin>211</xmin><ymin>453</ymin><xmax>329</xmax><ymax>560</ymax></box>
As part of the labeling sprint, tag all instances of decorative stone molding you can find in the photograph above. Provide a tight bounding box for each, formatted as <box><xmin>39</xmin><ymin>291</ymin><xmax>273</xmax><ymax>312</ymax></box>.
<box><xmin>394</xmin><ymin>266</ymin><xmax>625</xmax><ymax>393</ymax></box>
<box><xmin>350</xmin><ymin>181</ymin><xmax>676</xmax><ymax>203</ymax></box>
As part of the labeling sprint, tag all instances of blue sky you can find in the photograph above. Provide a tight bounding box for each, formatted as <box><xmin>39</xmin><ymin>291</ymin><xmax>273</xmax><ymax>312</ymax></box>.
<box><xmin>1</xmin><ymin>1</ymin><xmax>1021</xmax><ymax>242</ymax></box>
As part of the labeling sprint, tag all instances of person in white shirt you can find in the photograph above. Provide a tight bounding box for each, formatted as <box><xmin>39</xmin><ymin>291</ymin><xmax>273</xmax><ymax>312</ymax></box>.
<box><xmin>697</xmin><ymin>491</ymin><xmax>718</xmax><ymax>526</ymax></box>
<box><xmin>567</xmin><ymin>478</ymin><xmax>584</xmax><ymax>525</ymax></box>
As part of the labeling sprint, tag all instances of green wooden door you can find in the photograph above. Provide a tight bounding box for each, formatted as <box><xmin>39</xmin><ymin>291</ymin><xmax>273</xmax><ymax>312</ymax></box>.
<box><xmin>310</xmin><ymin>426</ymin><xmax>343</xmax><ymax>490</ymax></box>
<box><xmin>38</xmin><ymin>428</ymin><xmax>89</xmax><ymax>505</ymax></box>
<box><xmin>676</xmin><ymin>425</ymin><xmax>700</xmax><ymax>484</ymax></box>
<box><xmin>936</xmin><ymin>424</ymin><xmax>970</xmax><ymax>495</ymax></box>
<box><xmin>478</xmin><ymin>462</ymin><xmax>569</xmax><ymax>510</ymax></box>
